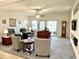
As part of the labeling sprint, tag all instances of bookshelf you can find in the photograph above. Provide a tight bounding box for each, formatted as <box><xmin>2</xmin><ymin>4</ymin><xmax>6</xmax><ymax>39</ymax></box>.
<box><xmin>70</xmin><ymin>9</ymin><xmax>79</xmax><ymax>59</ymax></box>
<box><xmin>70</xmin><ymin>30</ymin><xmax>79</xmax><ymax>59</ymax></box>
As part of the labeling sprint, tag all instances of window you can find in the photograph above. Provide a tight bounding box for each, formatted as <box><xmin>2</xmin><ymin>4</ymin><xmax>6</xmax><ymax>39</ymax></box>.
<box><xmin>19</xmin><ymin>20</ymin><xmax>28</xmax><ymax>29</ymax></box>
<box><xmin>23</xmin><ymin>20</ymin><xmax>28</xmax><ymax>29</ymax></box>
<box><xmin>32</xmin><ymin>20</ymin><xmax>38</xmax><ymax>30</ymax></box>
<box><xmin>39</xmin><ymin>21</ymin><xmax>45</xmax><ymax>31</ymax></box>
<box><xmin>15</xmin><ymin>20</ymin><xmax>28</xmax><ymax>34</ymax></box>
<box><xmin>46</xmin><ymin>21</ymin><xmax>57</xmax><ymax>34</ymax></box>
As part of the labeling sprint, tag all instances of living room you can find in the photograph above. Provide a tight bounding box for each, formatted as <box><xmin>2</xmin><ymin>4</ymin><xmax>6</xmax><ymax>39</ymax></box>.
<box><xmin>0</xmin><ymin>0</ymin><xmax>78</xmax><ymax>59</ymax></box>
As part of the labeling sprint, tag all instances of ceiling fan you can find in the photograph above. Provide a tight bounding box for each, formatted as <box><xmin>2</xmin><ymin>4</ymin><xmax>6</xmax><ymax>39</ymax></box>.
<box><xmin>32</xmin><ymin>8</ymin><xmax>44</xmax><ymax>18</ymax></box>
<box><xmin>0</xmin><ymin>0</ymin><xmax>53</xmax><ymax>16</ymax></box>
<box><xmin>25</xmin><ymin>6</ymin><xmax>53</xmax><ymax>18</ymax></box>
<box><xmin>26</xmin><ymin>7</ymin><xmax>47</xmax><ymax>19</ymax></box>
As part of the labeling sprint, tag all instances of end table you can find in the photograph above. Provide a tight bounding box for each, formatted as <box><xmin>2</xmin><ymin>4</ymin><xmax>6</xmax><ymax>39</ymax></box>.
<box><xmin>2</xmin><ymin>36</ymin><xmax>12</xmax><ymax>45</ymax></box>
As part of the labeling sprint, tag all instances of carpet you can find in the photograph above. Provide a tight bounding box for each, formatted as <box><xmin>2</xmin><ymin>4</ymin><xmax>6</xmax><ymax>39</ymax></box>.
<box><xmin>0</xmin><ymin>37</ymin><xmax>76</xmax><ymax>59</ymax></box>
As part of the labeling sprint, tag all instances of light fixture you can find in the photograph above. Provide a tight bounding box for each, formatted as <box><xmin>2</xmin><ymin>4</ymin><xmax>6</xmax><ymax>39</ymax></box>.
<box><xmin>29</xmin><ymin>27</ymin><xmax>32</xmax><ymax>32</ymax></box>
<box><xmin>35</xmin><ymin>9</ymin><xmax>40</xmax><ymax>19</ymax></box>
<box><xmin>36</xmin><ymin>14</ymin><xmax>40</xmax><ymax>19</ymax></box>
<box><xmin>3</xmin><ymin>29</ymin><xmax>8</xmax><ymax>36</ymax></box>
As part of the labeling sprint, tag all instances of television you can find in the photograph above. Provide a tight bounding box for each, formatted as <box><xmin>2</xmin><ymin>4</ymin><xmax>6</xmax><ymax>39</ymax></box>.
<box><xmin>72</xmin><ymin>20</ymin><xmax>77</xmax><ymax>31</ymax></box>
<box><xmin>8</xmin><ymin>29</ymin><xmax>15</xmax><ymax>35</ymax></box>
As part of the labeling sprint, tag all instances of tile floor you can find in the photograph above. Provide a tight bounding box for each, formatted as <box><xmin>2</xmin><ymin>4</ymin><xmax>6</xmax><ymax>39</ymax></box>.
<box><xmin>0</xmin><ymin>51</ymin><xmax>25</xmax><ymax>59</ymax></box>
<box><xmin>0</xmin><ymin>37</ymin><xmax>76</xmax><ymax>59</ymax></box>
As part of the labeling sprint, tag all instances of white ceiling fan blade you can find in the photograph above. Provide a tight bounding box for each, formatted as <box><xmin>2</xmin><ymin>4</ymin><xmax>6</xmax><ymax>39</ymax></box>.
<box><xmin>26</xmin><ymin>9</ymin><xmax>36</xmax><ymax>13</ymax></box>
<box><xmin>1</xmin><ymin>0</ymin><xmax>26</xmax><ymax>6</ymax></box>
<box><xmin>39</xmin><ymin>8</ymin><xmax>53</xmax><ymax>14</ymax></box>
<box><xmin>39</xmin><ymin>6</ymin><xmax>71</xmax><ymax>14</ymax></box>
<box><xmin>27</xmin><ymin>5</ymin><xmax>47</xmax><ymax>11</ymax></box>
<box><xmin>28</xmin><ymin>6</ymin><xmax>43</xmax><ymax>10</ymax></box>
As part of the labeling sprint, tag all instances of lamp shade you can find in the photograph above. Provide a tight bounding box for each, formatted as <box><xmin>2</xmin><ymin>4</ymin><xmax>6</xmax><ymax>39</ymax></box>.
<box><xmin>3</xmin><ymin>29</ymin><xmax>8</xmax><ymax>34</ymax></box>
<box><xmin>29</xmin><ymin>27</ymin><xmax>32</xmax><ymax>32</ymax></box>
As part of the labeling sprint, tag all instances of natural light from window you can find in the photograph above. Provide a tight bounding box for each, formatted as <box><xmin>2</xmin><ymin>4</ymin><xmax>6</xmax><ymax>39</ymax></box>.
<box><xmin>32</xmin><ymin>20</ymin><xmax>38</xmax><ymax>30</ymax></box>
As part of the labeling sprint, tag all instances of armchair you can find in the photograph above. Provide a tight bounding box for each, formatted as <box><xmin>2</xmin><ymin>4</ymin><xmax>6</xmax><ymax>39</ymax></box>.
<box><xmin>20</xmin><ymin>28</ymin><xmax>26</xmax><ymax>33</ymax></box>
<box><xmin>35</xmin><ymin>38</ymin><xmax>51</xmax><ymax>57</ymax></box>
<box><xmin>35</xmin><ymin>30</ymin><xmax>51</xmax><ymax>57</ymax></box>
<box><xmin>21</xmin><ymin>33</ymin><xmax>28</xmax><ymax>39</ymax></box>
<box><xmin>11</xmin><ymin>35</ymin><xmax>23</xmax><ymax>51</ymax></box>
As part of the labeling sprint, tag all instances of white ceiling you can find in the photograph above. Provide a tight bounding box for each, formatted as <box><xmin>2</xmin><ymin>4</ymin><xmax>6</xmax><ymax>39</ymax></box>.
<box><xmin>0</xmin><ymin>0</ymin><xmax>76</xmax><ymax>16</ymax></box>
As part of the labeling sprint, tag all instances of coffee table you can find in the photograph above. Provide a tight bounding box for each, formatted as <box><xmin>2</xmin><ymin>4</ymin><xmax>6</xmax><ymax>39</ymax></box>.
<box><xmin>20</xmin><ymin>38</ymin><xmax>35</xmax><ymax>54</ymax></box>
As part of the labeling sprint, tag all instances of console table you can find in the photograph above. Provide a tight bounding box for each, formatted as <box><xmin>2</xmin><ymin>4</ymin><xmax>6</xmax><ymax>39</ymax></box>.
<box><xmin>2</xmin><ymin>36</ymin><xmax>12</xmax><ymax>45</ymax></box>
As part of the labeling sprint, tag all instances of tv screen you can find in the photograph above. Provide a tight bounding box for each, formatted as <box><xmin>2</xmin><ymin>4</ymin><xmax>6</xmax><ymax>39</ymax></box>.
<box><xmin>8</xmin><ymin>29</ymin><xmax>15</xmax><ymax>35</ymax></box>
<box><xmin>72</xmin><ymin>20</ymin><xmax>76</xmax><ymax>31</ymax></box>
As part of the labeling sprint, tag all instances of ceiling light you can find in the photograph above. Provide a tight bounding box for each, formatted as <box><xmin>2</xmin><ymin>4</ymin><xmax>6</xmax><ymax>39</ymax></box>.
<box><xmin>36</xmin><ymin>14</ymin><xmax>40</xmax><ymax>19</ymax></box>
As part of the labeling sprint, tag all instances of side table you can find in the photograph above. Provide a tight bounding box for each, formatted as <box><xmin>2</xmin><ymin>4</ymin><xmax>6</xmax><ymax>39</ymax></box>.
<box><xmin>2</xmin><ymin>36</ymin><xmax>12</xmax><ymax>45</ymax></box>
<box><xmin>20</xmin><ymin>38</ymin><xmax>35</xmax><ymax>54</ymax></box>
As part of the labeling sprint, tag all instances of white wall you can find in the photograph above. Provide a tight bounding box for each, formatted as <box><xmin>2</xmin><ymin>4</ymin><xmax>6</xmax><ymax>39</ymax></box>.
<box><xmin>0</xmin><ymin>11</ymin><xmax>29</xmax><ymax>40</ymax></box>
<box><xmin>0</xmin><ymin>11</ymin><xmax>71</xmax><ymax>39</ymax></box>
<box><xmin>30</xmin><ymin>12</ymin><xmax>71</xmax><ymax>38</ymax></box>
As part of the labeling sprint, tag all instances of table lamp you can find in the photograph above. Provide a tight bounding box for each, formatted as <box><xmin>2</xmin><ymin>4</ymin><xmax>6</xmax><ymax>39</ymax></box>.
<box><xmin>29</xmin><ymin>27</ymin><xmax>32</xmax><ymax>32</ymax></box>
<box><xmin>3</xmin><ymin>29</ymin><xmax>8</xmax><ymax>36</ymax></box>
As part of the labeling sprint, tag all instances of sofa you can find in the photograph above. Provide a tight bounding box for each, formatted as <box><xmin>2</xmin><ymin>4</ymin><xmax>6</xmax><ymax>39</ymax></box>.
<box><xmin>37</xmin><ymin>30</ymin><xmax>51</xmax><ymax>38</ymax></box>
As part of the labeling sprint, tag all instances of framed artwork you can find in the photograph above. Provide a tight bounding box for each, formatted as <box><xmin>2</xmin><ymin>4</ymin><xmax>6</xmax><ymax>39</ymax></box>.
<box><xmin>2</xmin><ymin>19</ymin><xmax>6</xmax><ymax>24</ymax></box>
<box><xmin>9</xmin><ymin>18</ymin><xmax>16</xmax><ymax>27</ymax></box>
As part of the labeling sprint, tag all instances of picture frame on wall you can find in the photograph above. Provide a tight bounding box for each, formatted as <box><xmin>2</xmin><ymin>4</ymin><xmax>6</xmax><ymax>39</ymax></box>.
<box><xmin>9</xmin><ymin>18</ymin><xmax>16</xmax><ymax>27</ymax></box>
<box><xmin>2</xmin><ymin>19</ymin><xmax>6</xmax><ymax>24</ymax></box>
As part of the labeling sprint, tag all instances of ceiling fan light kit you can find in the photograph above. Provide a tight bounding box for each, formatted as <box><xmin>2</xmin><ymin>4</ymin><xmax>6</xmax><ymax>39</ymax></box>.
<box><xmin>36</xmin><ymin>14</ymin><xmax>40</xmax><ymax>19</ymax></box>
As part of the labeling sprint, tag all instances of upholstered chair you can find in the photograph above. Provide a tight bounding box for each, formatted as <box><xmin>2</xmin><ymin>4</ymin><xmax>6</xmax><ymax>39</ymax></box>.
<box><xmin>21</xmin><ymin>33</ymin><xmax>28</xmax><ymax>39</ymax></box>
<box><xmin>35</xmin><ymin>30</ymin><xmax>51</xmax><ymax>57</ymax></box>
<box><xmin>35</xmin><ymin>38</ymin><xmax>51</xmax><ymax>57</ymax></box>
<box><xmin>11</xmin><ymin>35</ymin><xmax>23</xmax><ymax>51</ymax></box>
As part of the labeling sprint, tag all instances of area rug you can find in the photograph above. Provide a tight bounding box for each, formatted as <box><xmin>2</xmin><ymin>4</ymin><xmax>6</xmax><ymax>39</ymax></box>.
<box><xmin>0</xmin><ymin>37</ymin><xmax>76</xmax><ymax>59</ymax></box>
<box><xmin>0</xmin><ymin>43</ymin><xmax>49</xmax><ymax>59</ymax></box>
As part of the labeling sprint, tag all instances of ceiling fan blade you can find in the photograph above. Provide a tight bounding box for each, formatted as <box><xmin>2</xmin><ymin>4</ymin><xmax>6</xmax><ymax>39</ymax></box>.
<box><xmin>1</xmin><ymin>0</ymin><xmax>26</xmax><ymax>6</ymax></box>
<box><xmin>11</xmin><ymin>0</ymin><xmax>26</xmax><ymax>4</ymax></box>
<box><xmin>26</xmin><ymin>9</ymin><xmax>36</xmax><ymax>13</ymax></box>
<box><xmin>39</xmin><ymin>8</ymin><xmax>53</xmax><ymax>14</ymax></box>
<box><xmin>28</xmin><ymin>5</ymin><xmax>47</xmax><ymax>11</ymax></box>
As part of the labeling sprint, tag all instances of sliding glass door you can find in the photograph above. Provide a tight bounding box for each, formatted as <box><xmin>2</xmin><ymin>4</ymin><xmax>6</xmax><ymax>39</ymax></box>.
<box><xmin>32</xmin><ymin>20</ymin><xmax>38</xmax><ymax>31</ymax></box>
<box><xmin>39</xmin><ymin>21</ymin><xmax>45</xmax><ymax>31</ymax></box>
<box><xmin>46</xmin><ymin>21</ymin><xmax>57</xmax><ymax>35</ymax></box>
<box><xmin>31</xmin><ymin>20</ymin><xmax>57</xmax><ymax>36</ymax></box>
